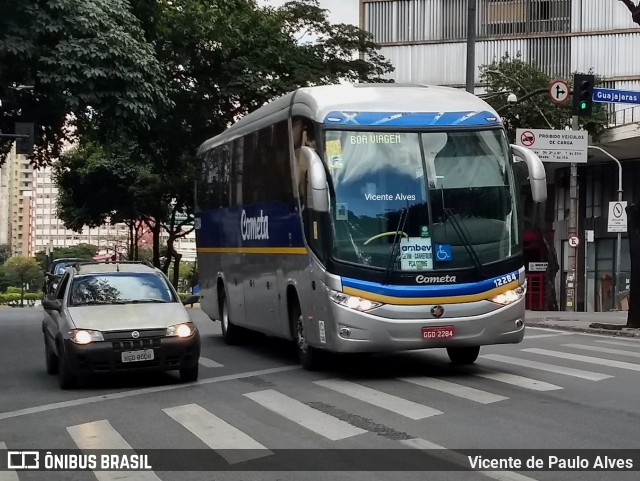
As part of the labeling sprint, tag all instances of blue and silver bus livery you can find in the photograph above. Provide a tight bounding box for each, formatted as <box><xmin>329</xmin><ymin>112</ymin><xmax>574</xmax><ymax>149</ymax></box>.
<box><xmin>195</xmin><ymin>83</ymin><xmax>547</xmax><ymax>370</ymax></box>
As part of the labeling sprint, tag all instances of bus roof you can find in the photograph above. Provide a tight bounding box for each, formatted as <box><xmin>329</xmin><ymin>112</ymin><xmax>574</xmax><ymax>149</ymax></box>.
<box><xmin>198</xmin><ymin>83</ymin><xmax>501</xmax><ymax>154</ymax></box>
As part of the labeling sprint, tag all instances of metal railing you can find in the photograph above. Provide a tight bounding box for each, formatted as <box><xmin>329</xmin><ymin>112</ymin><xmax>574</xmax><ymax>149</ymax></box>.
<box><xmin>606</xmin><ymin>105</ymin><xmax>640</xmax><ymax>128</ymax></box>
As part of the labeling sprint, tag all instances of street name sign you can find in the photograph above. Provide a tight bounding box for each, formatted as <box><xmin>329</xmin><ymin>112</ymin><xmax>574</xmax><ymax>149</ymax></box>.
<box><xmin>549</xmin><ymin>80</ymin><xmax>569</xmax><ymax>104</ymax></box>
<box><xmin>515</xmin><ymin>128</ymin><xmax>587</xmax><ymax>163</ymax></box>
<box><xmin>593</xmin><ymin>88</ymin><xmax>640</xmax><ymax>105</ymax></box>
<box><xmin>608</xmin><ymin>201</ymin><xmax>628</xmax><ymax>233</ymax></box>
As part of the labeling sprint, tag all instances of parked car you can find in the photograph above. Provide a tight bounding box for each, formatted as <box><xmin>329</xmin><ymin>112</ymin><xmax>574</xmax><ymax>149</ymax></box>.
<box><xmin>43</xmin><ymin>258</ymin><xmax>88</xmax><ymax>299</ymax></box>
<box><xmin>42</xmin><ymin>261</ymin><xmax>201</xmax><ymax>389</ymax></box>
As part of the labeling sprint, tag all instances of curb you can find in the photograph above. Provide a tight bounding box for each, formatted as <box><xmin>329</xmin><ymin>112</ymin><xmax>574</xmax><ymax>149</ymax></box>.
<box><xmin>526</xmin><ymin>320</ymin><xmax>640</xmax><ymax>338</ymax></box>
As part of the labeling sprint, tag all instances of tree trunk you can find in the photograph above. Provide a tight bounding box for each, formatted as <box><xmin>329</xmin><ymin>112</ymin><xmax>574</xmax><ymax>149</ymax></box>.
<box><xmin>20</xmin><ymin>281</ymin><xmax>24</xmax><ymax>308</ymax></box>
<box><xmin>128</xmin><ymin>221</ymin><xmax>134</xmax><ymax>260</ymax></box>
<box><xmin>172</xmin><ymin>250</ymin><xmax>182</xmax><ymax>290</ymax></box>
<box><xmin>152</xmin><ymin>220</ymin><xmax>161</xmax><ymax>268</ymax></box>
<box><xmin>162</xmin><ymin>232</ymin><xmax>174</xmax><ymax>274</ymax></box>
<box><xmin>627</xmin><ymin>203</ymin><xmax>640</xmax><ymax>327</ymax></box>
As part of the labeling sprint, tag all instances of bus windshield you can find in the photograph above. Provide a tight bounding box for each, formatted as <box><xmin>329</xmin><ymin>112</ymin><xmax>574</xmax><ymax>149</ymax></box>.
<box><xmin>324</xmin><ymin>129</ymin><xmax>520</xmax><ymax>271</ymax></box>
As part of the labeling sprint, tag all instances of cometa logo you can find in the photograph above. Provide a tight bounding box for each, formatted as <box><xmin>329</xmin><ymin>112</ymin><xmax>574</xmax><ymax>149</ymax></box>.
<box><xmin>241</xmin><ymin>209</ymin><xmax>269</xmax><ymax>241</ymax></box>
<box><xmin>416</xmin><ymin>274</ymin><xmax>456</xmax><ymax>284</ymax></box>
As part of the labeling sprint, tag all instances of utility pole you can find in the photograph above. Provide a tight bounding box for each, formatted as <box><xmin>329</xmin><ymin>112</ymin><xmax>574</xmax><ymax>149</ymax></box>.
<box><xmin>466</xmin><ymin>0</ymin><xmax>476</xmax><ymax>93</ymax></box>
<box><xmin>566</xmin><ymin>115</ymin><xmax>579</xmax><ymax>311</ymax></box>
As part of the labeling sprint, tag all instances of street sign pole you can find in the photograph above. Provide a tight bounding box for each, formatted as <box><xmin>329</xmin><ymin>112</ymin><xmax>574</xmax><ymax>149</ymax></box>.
<box><xmin>566</xmin><ymin>115</ymin><xmax>579</xmax><ymax>311</ymax></box>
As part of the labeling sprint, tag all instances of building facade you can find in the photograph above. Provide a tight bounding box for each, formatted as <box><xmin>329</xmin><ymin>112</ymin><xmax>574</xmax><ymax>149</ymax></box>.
<box><xmin>361</xmin><ymin>0</ymin><xmax>640</xmax><ymax>311</ymax></box>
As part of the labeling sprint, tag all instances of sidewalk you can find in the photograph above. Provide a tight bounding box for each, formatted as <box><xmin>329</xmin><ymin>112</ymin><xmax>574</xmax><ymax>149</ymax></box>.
<box><xmin>526</xmin><ymin>310</ymin><xmax>640</xmax><ymax>338</ymax></box>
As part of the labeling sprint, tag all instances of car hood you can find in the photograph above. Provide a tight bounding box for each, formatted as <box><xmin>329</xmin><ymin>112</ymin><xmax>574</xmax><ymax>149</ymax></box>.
<box><xmin>67</xmin><ymin>303</ymin><xmax>191</xmax><ymax>331</ymax></box>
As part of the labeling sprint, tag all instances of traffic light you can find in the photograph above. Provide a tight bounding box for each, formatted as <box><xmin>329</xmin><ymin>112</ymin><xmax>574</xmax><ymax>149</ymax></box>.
<box><xmin>14</xmin><ymin>122</ymin><xmax>34</xmax><ymax>155</ymax></box>
<box><xmin>572</xmin><ymin>74</ymin><xmax>594</xmax><ymax>116</ymax></box>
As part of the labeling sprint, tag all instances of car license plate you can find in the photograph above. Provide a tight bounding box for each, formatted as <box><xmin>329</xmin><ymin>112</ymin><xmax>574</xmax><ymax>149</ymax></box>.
<box><xmin>421</xmin><ymin>326</ymin><xmax>455</xmax><ymax>340</ymax></box>
<box><xmin>121</xmin><ymin>349</ymin><xmax>154</xmax><ymax>363</ymax></box>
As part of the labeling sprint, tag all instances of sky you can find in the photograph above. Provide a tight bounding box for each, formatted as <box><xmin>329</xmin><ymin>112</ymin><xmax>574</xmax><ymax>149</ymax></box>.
<box><xmin>259</xmin><ymin>0</ymin><xmax>359</xmax><ymax>27</ymax></box>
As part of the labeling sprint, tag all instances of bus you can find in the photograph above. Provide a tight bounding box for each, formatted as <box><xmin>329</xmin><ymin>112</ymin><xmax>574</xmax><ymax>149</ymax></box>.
<box><xmin>194</xmin><ymin>83</ymin><xmax>547</xmax><ymax>370</ymax></box>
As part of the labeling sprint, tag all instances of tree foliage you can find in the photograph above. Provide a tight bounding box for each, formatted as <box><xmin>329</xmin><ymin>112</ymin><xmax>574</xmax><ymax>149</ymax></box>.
<box><xmin>618</xmin><ymin>0</ymin><xmax>640</xmax><ymax>25</ymax></box>
<box><xmin>0</xmin><ymin>0</ymin><xmax>170</xmax><ymax>166</ymax></box>
<box><xmin>480</xmin><ymin>53</ymin><xmax>609</xmax><ymax>143</ymax></box>
<box><xmin>35</xmin><ymin>244</ymin><xmax>99</xmax><ymax>270</ymax></box>
<box><xmin>2</xmin><ymin>256</ymin><xmax>43</xmax><ymax>306</ymax></box>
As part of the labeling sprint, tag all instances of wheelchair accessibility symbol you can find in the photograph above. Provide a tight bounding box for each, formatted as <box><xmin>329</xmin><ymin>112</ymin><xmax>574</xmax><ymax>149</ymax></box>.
<box><xmin>435</xmin><ymin>244</ymin><xmax>452</xmax><ymax>262</ymax></box>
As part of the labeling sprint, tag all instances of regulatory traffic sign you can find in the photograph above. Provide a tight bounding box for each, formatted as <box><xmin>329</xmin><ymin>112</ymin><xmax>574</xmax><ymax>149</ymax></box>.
<box><xmin>520</xmin><ymin>130</ymin><xmax>535</xmax><ymax>147</ymax></box>
<box><xmin>549</xmin><ymin>80</ymin><xmax>570</xmax><ymax>104</ymax></box>
<box><xmin>515</xmin><ymin>128</ymin><xmax>588</xmax><ymax>163</ymax></box>
<box><xmin>568</xmin><ymin>236</ymin><xmax>580</xmax><ymax>248</ymax></box>
<box><xmin>608</xmin><ymin>201</ymin><xmax>628</xmax><ymax>233</ymax></box>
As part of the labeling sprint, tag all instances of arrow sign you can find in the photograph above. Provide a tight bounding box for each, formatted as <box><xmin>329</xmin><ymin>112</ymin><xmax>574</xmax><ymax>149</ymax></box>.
<box><xmin>549</xmin><ymin>80</ymin><xmax>569</xmax><ymax>104</ymax></box>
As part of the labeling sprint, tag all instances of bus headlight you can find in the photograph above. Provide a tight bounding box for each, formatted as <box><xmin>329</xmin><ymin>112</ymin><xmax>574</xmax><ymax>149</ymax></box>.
<box><xmin>490</xmin><ymin>284</ymin><xmax>526</xmax><ymax>305</ymax></box>
<box><xmin>328</xmin><ymin>289</ymin><xmax>383</xmax><ymax>312</ymax></box>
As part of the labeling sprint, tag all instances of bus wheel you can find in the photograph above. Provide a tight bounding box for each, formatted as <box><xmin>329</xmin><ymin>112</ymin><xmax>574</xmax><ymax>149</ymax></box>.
<box><xmin>220</xmin><ymin>292</ymin><xmax>241</xmax><ymax>345</ymax></box>
<box><xmin>291</xmin><ymin>304</ymin><xmax>322</xmax><ymax>371</ymax></box>
<box><xmin>446</xmin><ymin>346</ymin><xmax>480</xmax><ymax>365</ymax></box>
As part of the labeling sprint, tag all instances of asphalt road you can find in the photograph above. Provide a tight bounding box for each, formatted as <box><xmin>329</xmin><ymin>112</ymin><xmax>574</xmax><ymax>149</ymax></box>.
<box><xmin>1</xmin><ymin>306</ymin><xmax>640</xmax><ymax>481</ymax></box>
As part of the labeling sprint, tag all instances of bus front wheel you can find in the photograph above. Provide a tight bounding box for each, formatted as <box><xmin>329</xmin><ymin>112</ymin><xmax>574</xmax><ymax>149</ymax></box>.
<box><xmin>220</xmin><ymin>292</ymin><xmax>242</xmax><ymax>345</ymax></box>
<box><xmin>291</xmin><ymin>304</ymin><xmax>323</xmax><ymax>371</ymax></box>
<box><xmin>446</xmin><ymin>346</ymin><xmax>480</xmax><ymax>365</ymax></box>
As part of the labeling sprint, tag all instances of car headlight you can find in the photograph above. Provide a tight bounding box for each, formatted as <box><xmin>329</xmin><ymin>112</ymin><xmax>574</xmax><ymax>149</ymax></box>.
<box><xmin>166</xmin><ymin>322</ymin><xmax>196</xmax><ymax>338</ymax></box>
<box><xmin>328</xmin><ymin>289</ymin><xmax>383</xmax><ymax>312</ymax></box>
<box><xmin>490</xmin><ymin>283</ymin><xmax>526</xmax><ymax>305</ymax></box>
<box><xmin>69</xmin><ymin>329</ymin><xmax>104</xmax><ymax>345</ymax></box>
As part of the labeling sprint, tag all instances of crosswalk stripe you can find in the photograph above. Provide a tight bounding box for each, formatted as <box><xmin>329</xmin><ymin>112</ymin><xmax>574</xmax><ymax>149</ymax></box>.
<box><xmin>523</xmin><ymin>348</ymin><xmax>640</xmax><ymax>372</ymax></box>
<box><xmin>199</xmin><ymin>357</ymin><xmax>224</xmax><ymax>368</ymax></box>
<box><xmin>401</xmin><ymin>438</ymin><xmax>539</xmax><ymax>481</ymax></box>
<box><xmin>0</xmin><ymin>442</ymin><xmax>20</xmax><ymax>481</ymax></box>
<box><xmin>562</xmin><ymin>343</ymin><xmax>640</xmax><ymax>359</ymax></box>
<box><xmin>163</xmin><ymin>403</ymin><xmax>270</xmax><ymax>464</ymax></box>
<box><xmin>475</xmin><ymin>371</ymin><xmax>562</xmax><ymax>391</ymax></box>
<box><xmin>596</xmin><ymin>339</ymin><xmax>640</xmax><ymax>349</ymax></box>
<box><xmin>66</xmin><ymin>420</ymin><xmax>161</xmax><ymax>481</ymax></box>
<box><xmin>481</xmin><ymin>354</ymin><xmax>612</xmax><ymax>381</ymax></box>
<box><xmin>244</xmin><ymin>389</ymin><xmax>366</xmax><ymax>440</ymax></box>
<box><xmin>399</xmin><ymin>377</ymin><xmax>508</xmax><ymax>404</ymax></box>
<box><xmin>525</xmin><ymin>333</ymin><xmax>572</xmax><ymax>339</ymax></box>
<box><xmin>314</xmin><ymin>379</ymin><xmax>442</xmax><ymax>419</ymax></box>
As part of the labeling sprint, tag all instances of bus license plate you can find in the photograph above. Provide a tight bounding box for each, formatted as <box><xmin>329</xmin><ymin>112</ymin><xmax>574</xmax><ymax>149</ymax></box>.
<box><xmin>121</xmin><ymin>349</ymin><xmax>154</xmax><ymax>363</ymax></box>
<box><xmin>421</xmin><ymin>326</ymin><xmax>455</xmax><ymax>340</ymax></box>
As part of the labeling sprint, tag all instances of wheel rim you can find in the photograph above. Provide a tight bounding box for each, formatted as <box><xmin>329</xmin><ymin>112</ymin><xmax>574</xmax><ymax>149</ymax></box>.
<box><xmin>295</xmin><ymin>315</ymin><xmax>307</xmax><ymax>354</ymax></box>
<box><xmin>221</xmin><ymin>299</ymin><xmax>229</xmax><ymax>333</ymax></box>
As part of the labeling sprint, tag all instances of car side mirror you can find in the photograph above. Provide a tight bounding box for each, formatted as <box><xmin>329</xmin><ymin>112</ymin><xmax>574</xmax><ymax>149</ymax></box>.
<box><xmin>42</xmin><ymin>299</ymin><xmax>62</xmax><ymax>311</ymax></box>
<box><xmin>181</xmin><ymin>295</ymin><xmax>199</xmax><ymax>306</ymax></box>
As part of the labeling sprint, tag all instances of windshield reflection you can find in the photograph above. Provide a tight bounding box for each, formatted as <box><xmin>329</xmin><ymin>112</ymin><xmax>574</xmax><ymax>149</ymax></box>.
<box><xmin>69</xmin><ymin>273</ymin><xmax>175</xmax><ymax>306</ymax></box>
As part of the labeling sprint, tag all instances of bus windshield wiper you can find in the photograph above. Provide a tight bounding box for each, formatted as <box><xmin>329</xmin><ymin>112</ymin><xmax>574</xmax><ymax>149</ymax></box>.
<box><xmin>443</xmin><ymin>207</ymin><xmax>485</xmax><ymax>277</ymax></box>
<box><xmin>383</xmin><ymin>208</ymin><xmax>408</xmax><ymax>285</ymax></box>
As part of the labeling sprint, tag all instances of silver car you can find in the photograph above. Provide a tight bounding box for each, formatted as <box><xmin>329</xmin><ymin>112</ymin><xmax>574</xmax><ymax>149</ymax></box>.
<box><xmin>42</xmin><ymin>261</ymin><xmax>200</xmax><ymax>389</ymax></box>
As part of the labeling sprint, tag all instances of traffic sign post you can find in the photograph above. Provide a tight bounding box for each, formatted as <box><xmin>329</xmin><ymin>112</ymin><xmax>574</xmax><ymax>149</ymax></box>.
<box><xmin>515</xmin><ymin>128</ymin><xmax>587</xmax><ymax>163</ymax></box>
<box><xmin>549</xmin><ymin>80</ymin><xmax>569</xmax><ymax>104</ymax></box>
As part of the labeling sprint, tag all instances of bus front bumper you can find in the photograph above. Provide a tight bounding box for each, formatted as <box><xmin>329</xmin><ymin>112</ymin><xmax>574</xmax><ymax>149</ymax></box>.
<box><xmin>311</xmin><ymin>298</ymin><xmax>525</xmax><ymax>354</ymax></box>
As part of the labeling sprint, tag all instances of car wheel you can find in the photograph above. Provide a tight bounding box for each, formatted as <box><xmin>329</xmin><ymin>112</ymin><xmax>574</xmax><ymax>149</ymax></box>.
<box><xmin>446</xmin><ymin>346</ymin><xmax>480</xmax><ymax>365</ymax></box>
<box><xmin>57</xmin><ymin>344</ymin><xmax>77</xmax><ymax>389</ymax></box>
<box><xmin>180</xmin><ymin>363</ymin><xmax>199</xmax><ymax>383</ymax></box>
<box><xmin>220</xmin><ymin>292</ymin><xmax>242</xmax><ymax>345</ymax></box>
<box><xmin>44</xmin><ymin>333</ymin><xmax>58</xmax><ymax>375</ymax></box>
<box><xmin>291</xmin><ymin>303</ymin><xmax>323</xmax><ymax>371</ymax></box>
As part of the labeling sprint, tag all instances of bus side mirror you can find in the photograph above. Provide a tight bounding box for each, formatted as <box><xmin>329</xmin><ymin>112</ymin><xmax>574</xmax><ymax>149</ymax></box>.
<box><xmin>301</xmin><ymin>146</ymin><xmax>329</xmax><ymax>213</ymax></box>
<box><xmin>511</xmin><ymin>144</ymin><xmax>547</xmax><ymax>203</ymax></box>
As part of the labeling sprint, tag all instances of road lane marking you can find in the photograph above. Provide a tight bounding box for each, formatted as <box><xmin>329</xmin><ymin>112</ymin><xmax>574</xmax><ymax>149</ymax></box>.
<box><xmin>0</xmin><ymin>442</ymin><xmax>20</xmax><ymax>481</ymax></box>
<box><xmin>481</xmin><ymin>354</ymin><xmax>612</xmax><ymax>381</ymax></box>
<box><xmin>314</xmin><ymin>379</ymin><xmax>442</xmax><ymax>419</ymax></box>
<box><xmin>596</xmin><ymin>339</ymin><xmax>640</xmax><ymax>349</ymax></box>
<box><xmin>474</xmin><ymin>372</ymin><xmax>562</xmax><ymax>391</ymax></box>
<box><xmin>163</xmin><ymin>403</ymin><xmax>270</xmax><ymax>464</ymax></box>
<box><xmin>399</xmin><ymin>377</ymin><xmax>508</xmax><ymax>404</ymax></box>
<box><xmin>244</xmin><ymin>389</ymin><xmax>366</xmax><ymax>440</ymax></box>
<box><xmin>0</xmin><ymin>365</ymin><xmax>300</xmax><ymax>421</ymax></box>
<box><xmin>562</xmin><ymin>343</ymin><xmax>640</xmax><ymax>359</ymax></box>
<box><xmin>401</xmin><ymin>438</ymin><xmax>539</xmax><ymax>481</ymax></box>
<box><xmin>524</xmin><ymin>327</ymin><xmax>573</xmax><ymax>339</ymax></box>
<box><xmin>199</xmin><ymin>357</ymin><xmax>224</xmax><ymax>368</ymax></box>
<box><xmin>67</xmin><ymin>420</ymin><xmax>161</xmax><ymax>481</ymax></box>
<box><xmin>524</xmin><ymin>333</ymin><xmax>572</xmax><ymax>339</ymax></box>
<box><xmin>523</xmin><ymin>348</ymin><xmax>640</xmax><ymax>372</ymax></box>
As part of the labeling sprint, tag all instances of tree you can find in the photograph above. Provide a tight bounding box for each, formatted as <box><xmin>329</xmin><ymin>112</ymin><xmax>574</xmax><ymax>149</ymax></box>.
<box><xmin>480</xmin><ymin>53</ymin><xmax>608</xmax><ymax>143</ymax></box>
<box><xmin>0</xmin><ymin>0</ymin><xmax>170</xmax><ymax>166</ymax></box>
<box><xmin>618</xmin><ymin>0</ymin><xmax>640</xmax><ymax>25</ymax></box>
<box><xmin>3</xmin><ymin>256</ymin><xmax>43</xmax><ymax>307</ymax></box>
<box><xmin>35</xmin><ymin>244</ymin><xmax>99</xmax><ymax>270</ymax></box>
<box><xmin>0</xmin><ymin>245</ymin><xmax>10</xmax><ymax>265</ymax></box>
<box><xmin>55</xmin><ymin>0</ymin><xmax>393</xmax><ymax>271</ymax></box>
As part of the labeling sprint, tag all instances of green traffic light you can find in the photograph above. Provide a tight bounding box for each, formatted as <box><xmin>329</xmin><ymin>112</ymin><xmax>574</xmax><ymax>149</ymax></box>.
<box><xmin>580</xmin><ymin>101</ymin><xmax>587</xmax><ymax>109</ymax></box>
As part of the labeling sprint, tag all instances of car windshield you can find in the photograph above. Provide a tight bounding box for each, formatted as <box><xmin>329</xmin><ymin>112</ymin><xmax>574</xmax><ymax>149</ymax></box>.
<box><xmin>69</xmin><ymin>273</ymin><xmax>174</xmax><ymax>306</ymax></box>
<box><xmin>324</xmin><ymin>128</ymin><xmax>520</xmax><ymax>271</ymax></box>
